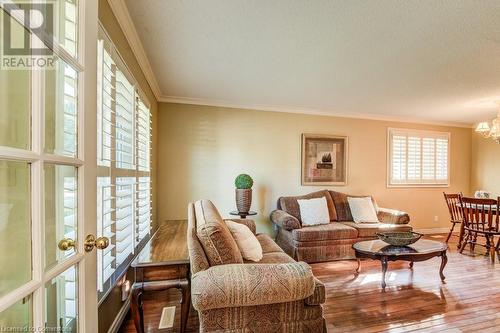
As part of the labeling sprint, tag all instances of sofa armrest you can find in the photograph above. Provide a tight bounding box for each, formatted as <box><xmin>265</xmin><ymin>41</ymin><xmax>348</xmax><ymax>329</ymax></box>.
<box><xmin>270</xmin><ymin>210</ymin><xmax>301</xmax><ymax>230</ymax></box>
<box><xmin>304</xmin><ymin>277</ymin><xmax>325</xmax><ymax>306</ymax></box>
<box><xmin>224</xmin><ymin>219</ymin><xmax>256</xmax><ymax>234</ymax></box>
<box><xmin>377</xmin><ymin>207</ymin><xmax>410</xmax><ymax>225</ymax></box>
<box><xmin>191</xmin><ymin>262</ymin><xmax>315</xmax><ymax>311</ymax></box>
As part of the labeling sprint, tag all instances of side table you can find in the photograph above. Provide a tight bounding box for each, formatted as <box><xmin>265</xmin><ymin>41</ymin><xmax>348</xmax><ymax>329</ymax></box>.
<box><xmin>229</xmin><ymin>210</ymin><xmax>257</xmax><ymax>219</ymax></box>
<box><xmin>131</xmin><ymin>221</ymin><xmax>190</xmax><ymax>333</ymax></box>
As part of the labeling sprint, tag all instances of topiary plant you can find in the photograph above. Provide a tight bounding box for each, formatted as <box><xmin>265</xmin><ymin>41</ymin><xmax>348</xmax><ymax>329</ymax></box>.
<box><xmin>235</xmin><ymin>174</ymin><xmax>253</xmax><ymax>189</ymax></box>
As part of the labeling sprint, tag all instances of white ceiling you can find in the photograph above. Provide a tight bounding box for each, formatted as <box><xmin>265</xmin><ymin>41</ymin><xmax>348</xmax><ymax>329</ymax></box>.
<box><xmin>123</xmin><ymin>0</ymin><xmax>500</xmax><ymax>126</ymax></box>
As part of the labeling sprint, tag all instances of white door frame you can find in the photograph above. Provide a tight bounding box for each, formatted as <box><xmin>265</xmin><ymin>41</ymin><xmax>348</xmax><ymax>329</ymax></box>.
<box><xmin>81</xmin><ymin>0</ymin><xmax>99</xmax><ymax>332</ymax></box>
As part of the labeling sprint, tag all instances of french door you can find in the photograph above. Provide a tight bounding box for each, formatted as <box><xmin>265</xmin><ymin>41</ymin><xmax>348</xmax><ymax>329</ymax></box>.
<box><xmin>0</xmin><ymin>0</ymin><xmax>100</xmax><ymax>332</ymax></box>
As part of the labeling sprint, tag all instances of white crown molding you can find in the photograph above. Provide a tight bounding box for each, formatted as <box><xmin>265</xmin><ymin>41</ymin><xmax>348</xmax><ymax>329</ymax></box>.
<box><xmin>159</xmin><ymin>95</ymin><xmax>474</xmax><ymax>128</ymax></box>
<box><xmin>107</xmin><ymin>0</ymin><xmax>162</xmax><ymax>100</ymax></box>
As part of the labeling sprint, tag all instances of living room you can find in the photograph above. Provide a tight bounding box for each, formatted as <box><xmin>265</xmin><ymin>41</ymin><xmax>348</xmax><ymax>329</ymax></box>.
<box><xmin>0</xmin><ymin>0</ymin><xmax>499</xmax><ymax>333</ymax></box>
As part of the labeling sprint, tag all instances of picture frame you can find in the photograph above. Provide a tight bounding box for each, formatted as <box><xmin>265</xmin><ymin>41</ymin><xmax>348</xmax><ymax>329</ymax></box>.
<box><xmin>301</xmin><ymin>134</ymin><xmax>348</xmax><ymax>186</ymax></box>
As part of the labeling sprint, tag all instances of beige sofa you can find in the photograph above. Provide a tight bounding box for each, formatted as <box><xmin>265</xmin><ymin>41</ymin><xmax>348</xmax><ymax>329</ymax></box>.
<box><xmin>188</xmin><ymin>200</ymin><xmax>326</xmax><ymax>332</ymax></box>
<box><xmin>271</xmin><ymin>190</ymin><xmax>412</xmax><ymax>263</ymax></box>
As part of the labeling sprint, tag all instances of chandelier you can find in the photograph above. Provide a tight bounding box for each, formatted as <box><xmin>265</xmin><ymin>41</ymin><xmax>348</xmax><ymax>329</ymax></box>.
<box><xmin>475</xmin><ymin>110</ymin><xmax>500</xmax><ymax>144</ymax></box>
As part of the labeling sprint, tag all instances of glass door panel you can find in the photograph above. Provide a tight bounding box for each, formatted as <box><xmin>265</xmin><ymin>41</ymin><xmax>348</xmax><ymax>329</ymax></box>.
<box><xmin>0</xmin><ymin>296</ymin><xmax>33</xmax><ymax>330</ymax></box>
<box><xmin>0</xmin><ymin>161</ymin><xmax>31</xmax><ymax>298</ymax></box>
<box><xmin>44</xmin><ymin>164</ymin><xmax>78</xmax><ymax>270</ymax></box>
<box><xmin>44</xmin><ymin>58</ymin><xmax>78</xmax><ymax>157</ymax></box>
<box><xmin>0</xmin><ymin>9</ymin><xmax>30</xmax><ymax>150</ymax></box>
<box><xmin>45</xmin><ymin>265</ymin><xmax>78</xmax><ymax>333</ymax></box>
<box><xmin>57</xmin><ymin>0</ymin><xmax>79</xmax><ymax>57</ymax></box>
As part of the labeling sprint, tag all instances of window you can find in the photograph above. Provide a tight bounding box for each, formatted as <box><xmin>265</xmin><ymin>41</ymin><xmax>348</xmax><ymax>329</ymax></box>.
<box><xmin>96</xmin><ymin>26</ymin><xmax>152</xmax><ymax>299</ymax></box>
<box><xmin>388</xmin><ymin>128</ymin><xmax>450</xmax><ymax>186</ymax></box>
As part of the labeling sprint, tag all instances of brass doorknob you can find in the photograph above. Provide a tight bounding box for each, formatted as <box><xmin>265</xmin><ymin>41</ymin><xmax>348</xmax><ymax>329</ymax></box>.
<box><xmin>58</xmin><ymin>238</ymin><xmax>75</xmax><ymax>251</ymax></box>
<box><xmin>84</xmin><ymin>234</ymin><xmax>110</xmax><ymax>252</ymax></box>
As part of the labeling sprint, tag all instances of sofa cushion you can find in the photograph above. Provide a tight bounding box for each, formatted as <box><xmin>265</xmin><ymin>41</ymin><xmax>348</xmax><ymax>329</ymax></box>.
<box><xmin>377</xmin><ymin>208</ymin><xmax>411</xmax><ymax>225</ymax></box>
<box><xmin>339</xmin><ymin>221</ymin><xmax>412</xmax><ymax>238</ymax></box>
<box><xmin>329</xmin><ymin>191</ymin><xmax>377</xmax><ymax>221</ymax></box>
<box><xmin>279</xmin><ymin>190</ymin><xmax>337</xmax><ymax>222</ymax></box>
<box><xmin>297</xmin><ymin>197</ymin><xmax>330</xmax><ymax>226</ymax></box>
<box><xmin>194</xmin><ymin>200</ymin><xmax>243</xmax><ymax>266</ymax></box>
<box><xmin>348</xmin><ymin>196</ymin><xmax>379</xmax><ymax>223</ymax></box>
<box><xmin>225</xmin><ymin>220</ymin><xmax>263</xmax><ymax>262</ymax></box>
<box><xmin>256</xmin><ymin>234</ymin><xmax>284</xmax><ymax>254</ymax></box>
<box><xmin>245</xmin><ymin>251</ymin><xmax>297</xmax><ymax>264</ymax></box>
<box><xmin>292</xmin><ymin>223</ymin><xmax>358</xmax><ymax>242</ymax></box>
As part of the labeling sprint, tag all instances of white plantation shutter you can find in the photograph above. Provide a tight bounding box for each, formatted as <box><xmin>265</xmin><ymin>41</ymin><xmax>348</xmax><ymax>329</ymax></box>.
<box><xmin>391</xmin><ymin>135</ymin><xmax>406</xmax><ymax>181</ymax></box>
<box><xmin>96</xmin><ymin>26</ymin><xmax>152</xmax><ymax>297</ymax></box>
<box><xmin>436</xmin><ymin>138</ymin><xmax>448</xmax><ymax>180</ymax></box>
<box><xmin>136</xmin><ymin>99</ymin><xmax>151</xmax><ymax>172</ymax></box>
<box><xmin>389</xmin><ymin>128</ymin><xmax>449</xmax><ymax>186</ymax></box>
<box><xmin>422</xmin><ymin>138</ymin><xmax>435</xmax><ymax>180</ymax></box>
<box><xmin>407</xmin><ymin>136</ymin><xmax>421</xmax><ymax>180</ymax></box>
<box><xmin>97</xmin><ymin>177</ymin><xmax>114</xmax><ymax>291</ymax></box>
<box><xmin>97</xmin><ymin>39</ymin><xmax>113</xmax><ymax>167</ymax></box>
<box><xmin>115</xmin><ymin>70</ymin><xmax>135</xmax><ymax>170</ymax></box>
<box><xmin>115</xmin><ymin>177</ymin><xmax>135</xmax><ymax>265</ymax></box>
<box><xmin>136</xmin><ymin>177</ymin><xmax>151</xmax><ymax>245</ymax></box>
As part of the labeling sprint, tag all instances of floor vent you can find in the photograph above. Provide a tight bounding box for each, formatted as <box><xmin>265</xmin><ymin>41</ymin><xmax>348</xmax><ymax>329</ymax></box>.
<box><xmin>158</xmin><ymin>306</ymin><xmax>175</xmax><ymax>329</ymax></box>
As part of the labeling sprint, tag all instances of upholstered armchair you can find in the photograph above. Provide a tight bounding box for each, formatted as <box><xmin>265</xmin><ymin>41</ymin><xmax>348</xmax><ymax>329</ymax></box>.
<box><xmin>188</xmin><ymin>200</ymin><xmax>326</xmax><ymax>332</ymax></box>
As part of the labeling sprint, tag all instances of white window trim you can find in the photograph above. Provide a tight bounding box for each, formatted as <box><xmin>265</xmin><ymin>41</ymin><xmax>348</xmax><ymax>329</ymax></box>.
<box><xmin>386</xmin><ymin>127</ymin><xmax>451</xmax><ymax>188</ymax></box>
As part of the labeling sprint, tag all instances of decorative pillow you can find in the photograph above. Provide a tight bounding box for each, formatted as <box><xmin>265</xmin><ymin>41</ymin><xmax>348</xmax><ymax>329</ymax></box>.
<box><xmin>194</xmin><ymin>200</ymin><xmax>243</xmax><ymax>266</ymax></box>
<box><xmin>297</xmin><ymin>197</ymin><xmax>330</xmax><ymax>226</ymax></box>
<box><xmin>347</xmin><ymin>196</ymin><xmax>379</xmax><ymax>223</ymax></box>
<box><xmin>329</xmin><ymin>191</ymin><xmax>378</xmax><ymax>221</ymax></box>
<box><xmin>225</xmin><ymin>220</ymin><xmax>263</xmax><ymax>262</ymax></box>
<box><xmin>279</xmin><ymin>190</ymin><xmax>337</xmax><ymax>221</ymax></box>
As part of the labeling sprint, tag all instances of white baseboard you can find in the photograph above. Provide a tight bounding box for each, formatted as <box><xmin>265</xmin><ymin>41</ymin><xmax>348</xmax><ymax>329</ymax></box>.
<box><xmin>107</xmin><ymin>297</ymin><xmax>131</xmax><ymax>333</ymax></box>
<box><xmin>414</xmin><ymin>227</ymin><xmax>452</xmax><ymax>234</ymax></box>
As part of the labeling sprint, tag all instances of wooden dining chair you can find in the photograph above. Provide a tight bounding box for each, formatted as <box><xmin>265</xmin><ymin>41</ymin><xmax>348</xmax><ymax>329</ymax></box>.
<box><xmin>443</xmin><ymin>192</ymin><xmax>463</xmax><ymax>244</ymax></box>
<box><xmin>459</xmin><ymin>196</ymin><xmax>500</xmax><ymax>262</ymax></box>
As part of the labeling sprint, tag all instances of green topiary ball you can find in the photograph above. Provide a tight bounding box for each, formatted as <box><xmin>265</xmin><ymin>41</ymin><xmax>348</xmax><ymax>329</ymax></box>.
<box><xmin>235</xmin><ymin>174</ymin><xmax>253</xmax><ymax>189</ymax></box>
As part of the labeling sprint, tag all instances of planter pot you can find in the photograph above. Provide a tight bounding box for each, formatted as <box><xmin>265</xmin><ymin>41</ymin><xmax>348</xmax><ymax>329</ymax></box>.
<box><xmin>235</xmin><ymin>189</ymin><xmax>252</xmax><ymax>213</ymax></box>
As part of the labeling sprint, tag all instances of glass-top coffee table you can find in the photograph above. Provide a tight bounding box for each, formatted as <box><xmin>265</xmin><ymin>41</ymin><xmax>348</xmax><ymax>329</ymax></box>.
<box><xmin>353</xmin><ymin>239</ymin><xmax>448</xmax><ymax>289</ymax></box>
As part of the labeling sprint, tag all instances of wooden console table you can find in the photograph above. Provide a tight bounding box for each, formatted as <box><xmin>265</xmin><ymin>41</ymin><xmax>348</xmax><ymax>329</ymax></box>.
<box><xmin>131</xmin><ymin>221</ymin><xmax>190</xmax><ymax>333</ymax></box>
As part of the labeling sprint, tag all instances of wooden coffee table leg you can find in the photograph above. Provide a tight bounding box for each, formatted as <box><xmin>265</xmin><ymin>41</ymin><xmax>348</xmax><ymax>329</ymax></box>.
<box><xmin>381</xmin><ymin>256</ymin><xmax>388</xmax><ymax>289</ymax></box>
<box><xmin>409</xmin><ymin>261</ymin><xmax>414</xmax><ymax>269</ymax></box>
<box><xmin>439</xmin><ymin>250</ymin><xmax>448</xmax><ymax>281</ymax></box>
<box><xmin>355</xmin><ymin>259</ymin><xmax>361</xmax><ymax>274</ymax></box>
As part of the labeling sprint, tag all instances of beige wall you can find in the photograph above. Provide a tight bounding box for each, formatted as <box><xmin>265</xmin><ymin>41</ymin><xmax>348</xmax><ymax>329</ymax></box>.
<box><xmin>158</xmin><ymin>102</ymin><xmax>472</xmax><ymax>234</ymax></box>
<box><xmin>471</xmin><ymin>131</ymin><xmax>500</xmax><ymax>198</ymax></box>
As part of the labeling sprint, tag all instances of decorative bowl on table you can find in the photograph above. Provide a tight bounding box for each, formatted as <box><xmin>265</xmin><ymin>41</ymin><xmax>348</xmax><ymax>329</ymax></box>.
<box><xmin>376</xmin><ymin>232</ymin><xmax>423</xmax><ymax>246</ymax></box>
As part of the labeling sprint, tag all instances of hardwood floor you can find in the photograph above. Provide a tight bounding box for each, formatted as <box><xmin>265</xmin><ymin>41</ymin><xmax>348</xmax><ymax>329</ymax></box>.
<box><xmin>118</xmin><ymin>234</ymin><xmax>500</xmax><ymax>332</ymax></box>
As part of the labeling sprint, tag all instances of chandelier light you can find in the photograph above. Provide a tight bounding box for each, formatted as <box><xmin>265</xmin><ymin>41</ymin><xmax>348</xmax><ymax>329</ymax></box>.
<box><xmin>475</xmin><ymin>109</ymin><xmax>500</xmax><ymax>144</ymax></box>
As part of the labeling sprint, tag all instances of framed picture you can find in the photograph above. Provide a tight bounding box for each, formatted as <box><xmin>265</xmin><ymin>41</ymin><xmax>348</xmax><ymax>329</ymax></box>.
<box><xmin>301</xmin><ymin>134</ymin><xmax>348</xmax><ymax>186</ymax></box>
